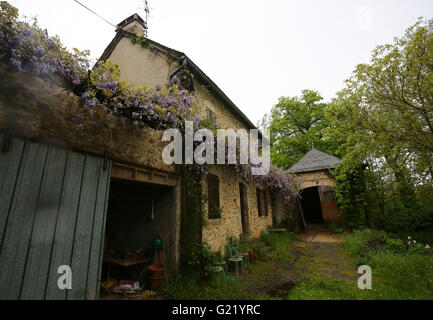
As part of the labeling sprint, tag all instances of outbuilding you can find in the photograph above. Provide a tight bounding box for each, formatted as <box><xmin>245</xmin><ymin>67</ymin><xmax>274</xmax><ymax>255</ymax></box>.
<box><xmin>288</xmin><ymin>147</ymin><xmax>342</xmax><ymax>225</ymax></box>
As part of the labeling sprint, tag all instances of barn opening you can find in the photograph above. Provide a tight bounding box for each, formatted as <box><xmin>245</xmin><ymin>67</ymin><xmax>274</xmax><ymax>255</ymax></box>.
<box><xmin>100</xmin><ymin>177</ymin><xmax>177</xmax><ymax>295</ymax></box>
<box><xmin>299</xmin><ymin>186</ymin><xmax>324</xmax><ymax>224</ymax></box>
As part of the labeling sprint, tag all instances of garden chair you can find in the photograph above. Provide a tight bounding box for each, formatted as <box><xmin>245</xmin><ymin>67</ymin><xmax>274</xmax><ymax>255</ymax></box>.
<box><xmin>225</xmin><ymin>243</ymin><xmax>245</xmax><ymax>276</ymax></box>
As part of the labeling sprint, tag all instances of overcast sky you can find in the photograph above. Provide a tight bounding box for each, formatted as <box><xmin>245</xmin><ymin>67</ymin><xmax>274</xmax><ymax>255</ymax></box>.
<box><xmin>9</xmin><ymin>0</ymin><xmax>433</xmax><ymax>125</ymax></box>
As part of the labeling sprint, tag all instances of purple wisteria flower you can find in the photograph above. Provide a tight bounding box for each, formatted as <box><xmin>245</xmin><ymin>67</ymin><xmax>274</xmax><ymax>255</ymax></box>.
<box><xmin>47</xmin><ymin>38</ymin><xmax>57</xmax><ymax>49</ymax></box>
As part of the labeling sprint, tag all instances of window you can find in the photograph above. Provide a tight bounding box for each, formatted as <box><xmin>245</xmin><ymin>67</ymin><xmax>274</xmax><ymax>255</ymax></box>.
<box><xmin>264</xmin><ymin>190</ymin><xmax>269</xmax><ymax>217</ymax></box>
<box><xmin>206</xmin><ymin>107</ymin><xmax>216</xmax><ymax>121</ymax></box>
<box><xmin>208</xmin><ymin>174</ymin><xmax>221</xmax><ymax>219</ymax></box>
<box><xmin>256</xmin><ymin>189</ymin><xmax>267</xmax><ymax>217</ymax></box>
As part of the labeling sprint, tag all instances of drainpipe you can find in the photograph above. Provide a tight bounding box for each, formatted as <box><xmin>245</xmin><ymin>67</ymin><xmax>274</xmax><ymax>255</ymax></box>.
<box><xmin>168</xmin><ymin>56</ymin><xmax>188</xmax><ymax>86</ymax></box>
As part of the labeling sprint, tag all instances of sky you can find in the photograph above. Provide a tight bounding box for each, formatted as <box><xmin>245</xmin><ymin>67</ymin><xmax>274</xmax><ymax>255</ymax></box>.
<box><xmin>9</xmin><ymin>0</ymin><xmax>433</xmax><ymax>125</ymax></box>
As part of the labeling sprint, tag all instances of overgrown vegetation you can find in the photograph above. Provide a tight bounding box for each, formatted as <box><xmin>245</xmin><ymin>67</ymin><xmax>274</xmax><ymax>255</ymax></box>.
<box><xmin>326</xmin><ymin>18</ymin><xmax>433</xmax><ymax>233</ymax></box>
<box><xmin>261</xmin><ymin>17</ymin><xmax>433</xmax><ymax>235</ymax></box>
<box><xmin>259</xmin><ymin>231</ymin><xmax>294</xmax><ymax>263</ymax></box>
<box><xmin>163</xmin><ymin>231</ymin><xmax>295</xmax><ymax>300</ymax></box>
<box><xmin>286</xmin><ymin>230</ymin><xmax>433</xmax><ymax>300</ymax></box>
<box><xmin>343</xmin><ymin>230</ymin><xmax>433</xmax><ymax>299</ymax></box>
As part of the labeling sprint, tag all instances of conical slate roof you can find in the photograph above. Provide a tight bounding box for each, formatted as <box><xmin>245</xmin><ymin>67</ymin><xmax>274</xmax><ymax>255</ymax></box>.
<box><xmin>288</xmin><ymin>148</ymin><xmax>341</xmax><ymax>173</ymax></box>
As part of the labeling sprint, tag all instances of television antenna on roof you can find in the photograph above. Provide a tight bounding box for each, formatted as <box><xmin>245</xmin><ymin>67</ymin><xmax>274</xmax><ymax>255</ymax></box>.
<box><xmin>143</xmin><ymin>0</ymin><xmax>150</xmax><ymax>24</ymax></box>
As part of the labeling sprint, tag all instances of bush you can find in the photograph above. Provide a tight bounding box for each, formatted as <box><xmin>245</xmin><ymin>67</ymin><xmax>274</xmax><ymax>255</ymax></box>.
<box><xmin>186</xmin><ymin>244</ymin><xmax>219</xmax><ymax>280</ymax></box>
<box><xmin>343</xmin><ymin>229</ymin><xmax>384</xmax><ymax>256</ymax></box>
<box><xmin>384</xmin><ymin>238</ymin><xmax>406</xmax><ymax>253</ymax></box>
<box><xmin>343</xmin><ymin>230</ymin><xmax>433</xmax><ymax>299</ymax></box>
<box><xmin>333</xmin><ymin>161</ymin><xmax>368</xmax><ymax>229</ymax></box>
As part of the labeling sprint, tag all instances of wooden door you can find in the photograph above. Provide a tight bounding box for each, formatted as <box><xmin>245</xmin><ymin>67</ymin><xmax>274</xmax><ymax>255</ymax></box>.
<box><xmin>318</xmin><ymin>186</ymin><xmax>341</xmax><ymax>223</ymax></box>
<box><xmin>0</xmin><ymin>133</ymin><xmax>112</xmax><ymax>300</ymax></box>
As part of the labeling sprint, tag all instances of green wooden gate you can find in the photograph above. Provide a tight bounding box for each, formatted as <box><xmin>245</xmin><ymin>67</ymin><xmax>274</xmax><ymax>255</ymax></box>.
<box><xmin>0</xmin><ymin>133</ymin><xmax>112</xmax><ymax>300</ymax></box>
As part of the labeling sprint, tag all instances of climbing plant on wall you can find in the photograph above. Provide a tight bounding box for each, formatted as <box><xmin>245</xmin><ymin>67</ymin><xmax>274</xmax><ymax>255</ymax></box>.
<box><xmin>0</xmin><ymin>3</ymin><xmax>301</xmax><ymax>261</ymax></box>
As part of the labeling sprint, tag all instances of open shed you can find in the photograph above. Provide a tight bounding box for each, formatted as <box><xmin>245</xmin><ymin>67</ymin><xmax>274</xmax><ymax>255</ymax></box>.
<box><xmin>288</xmin><ymin>148</ymin><xmax>342</xmax><ymax>225</ymax></box>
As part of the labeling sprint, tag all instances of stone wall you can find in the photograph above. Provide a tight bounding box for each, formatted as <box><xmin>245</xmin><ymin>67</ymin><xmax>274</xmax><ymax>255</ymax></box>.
<box><xmin>202</xmin><ymin>165</ymin><xmax>273</xmax><ymax>254</ymax></box>
<box><xmin>107</xmin><ymin>36</ymin><xmax>254</xmax><ymax>132</ymax></box>
<box><xmin>0</xmin><ymin>67</ymin><xmax>176</xmax><ymax>174</ymax></box>
<box><xmin>298</xmin><ymin>170</ymin><xmax>336</xmax><ymax>190</ymax></box>
<box><xmin>272</xmin><ymin>193</ymin><xmax>303</xmax><ymax>227</ymax></box>
<box><xmin>106</xmin><ymin>39</ymin><xmax>275</xmax><ymax>253</ymax></box>
<box><xmin>107</xmin><ymin>37</ymin><xmax>178</xmax><ymax>89</ymax></box>
<box><xmin>1</xmin><ymin>33</ymin><xmax>286</xmax><ymax>258</ymax></box>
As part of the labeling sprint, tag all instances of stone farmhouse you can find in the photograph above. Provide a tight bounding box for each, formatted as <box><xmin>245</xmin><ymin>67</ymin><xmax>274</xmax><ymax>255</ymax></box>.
<box><xmin>0</xmin><ymin>13</ymin><xmax>300</xmax><ymax>299</ymax></box>
<box><xmin>99</xmin><ymin>14</ymin><xmax>276</xmax><ymax>253</ymax></box>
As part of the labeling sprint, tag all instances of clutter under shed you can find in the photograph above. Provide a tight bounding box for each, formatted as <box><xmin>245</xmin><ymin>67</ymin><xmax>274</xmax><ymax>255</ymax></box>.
<box><xmin>100</xmin><ymin>178</ymin><xmax>177</xmax><ymax>298</ymax></box>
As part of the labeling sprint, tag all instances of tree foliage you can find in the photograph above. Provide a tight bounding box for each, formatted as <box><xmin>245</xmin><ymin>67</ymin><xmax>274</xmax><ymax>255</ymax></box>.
<box><xmin>263</xmin><ymin>89</ymin><xmax>338</xmax><ymax>169</ymax></box>
<box><xmin>326</xmin><ymin>18</ymin><xmax>433</xmax><ymax>231</ymax></box>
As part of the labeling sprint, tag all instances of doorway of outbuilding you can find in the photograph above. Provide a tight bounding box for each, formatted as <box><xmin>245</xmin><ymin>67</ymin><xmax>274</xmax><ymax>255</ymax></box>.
<box><xmin>100</xmin><ymin>178</ymin><xmax>177</xmax><ymax>294</ymax></box>
<box><xmin>299</xmin><ymin>187</ymin><xmax>324</xmax><ymax>224</ymax></box>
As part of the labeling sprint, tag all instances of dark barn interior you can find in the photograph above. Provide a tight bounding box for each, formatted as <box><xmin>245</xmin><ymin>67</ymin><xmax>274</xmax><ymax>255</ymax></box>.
<box><xmin>101</xmin><ymin>179</ymin><xmax>176</xmax><ymax>287</ymax></box>
<box><xmin>300</xmin><ymin>187</ymin><xmax>324</xmax><ymax>224</ymax></box>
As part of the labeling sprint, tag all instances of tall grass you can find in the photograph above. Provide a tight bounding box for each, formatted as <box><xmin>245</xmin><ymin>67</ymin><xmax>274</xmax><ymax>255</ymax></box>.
<box><xmin>259</xmin><ymin>231</ymin><xmax>294</xmax><ymax>263</ymax></box>
<box><xmin>343</xmin><ymin>230</ymin><xmax>433</xmax><ymax>299</ymax></box>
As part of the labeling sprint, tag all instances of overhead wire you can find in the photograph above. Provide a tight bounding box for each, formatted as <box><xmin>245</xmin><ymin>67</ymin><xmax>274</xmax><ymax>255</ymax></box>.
<box><xmin>73</xmin><ymin>0</ymin><xmax>116</xmax><ymax>28</ymax></box>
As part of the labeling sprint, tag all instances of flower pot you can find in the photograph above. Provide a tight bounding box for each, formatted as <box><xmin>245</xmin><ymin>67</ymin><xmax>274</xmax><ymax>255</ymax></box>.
<box><xmin>149</xmin><ymin>276</ymin><xmax>166</xmax><ymax>290</ymax></box>
<box><xmin>148</xmin><ymin>264</ymin><xmax>165</xmax><ymax>290</ymax></box>
<box><xmin>148</xmin><ymin>264</ymin><xmax>165</xmax><ymax>278</ymax></box>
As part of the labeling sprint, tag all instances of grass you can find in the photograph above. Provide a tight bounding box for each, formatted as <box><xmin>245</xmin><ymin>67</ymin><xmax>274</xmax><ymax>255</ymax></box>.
<box><xmin>344</xmin><ymin>229</ymin><xmax>433</xmax><ymax>299</ymax></box>
<box><xmin>259</xmin><ymin>231</ymin><xmax>295</xmax><ymax>263</ymax></box>
<box><xmin>162</xmin><ymin>274</ymin><xmax>245</xmax><ymax>300</ymax></box>
<box><xmin>328</xmin><ymin>223</ymin><xmax>345</xmax><ymax>234</ymax></box>
<box><xmin>162</xmin><ymin>231</ymin><xmax>294</xmax><ymax>300</ymax></box>
<box><xmin>287</xmin><ymin>230</ymin><xmax>433</xmax><ymax>300</ymax></box>
<box><xmin>288</xmin><ymin>277</ymin><xmax>370</xmax><ymax>300</ymax></box>
<box><xmin>162</xmin><ymin>229</ymin><xmax>433</xmax><ymax>300</ymax></box>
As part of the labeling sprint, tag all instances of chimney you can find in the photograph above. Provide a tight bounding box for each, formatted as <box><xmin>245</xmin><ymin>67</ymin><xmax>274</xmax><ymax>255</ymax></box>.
<box><xmin>116</xmin><ymin>13</ymin><xmax>147</xmax><ymax>36</ymax></box>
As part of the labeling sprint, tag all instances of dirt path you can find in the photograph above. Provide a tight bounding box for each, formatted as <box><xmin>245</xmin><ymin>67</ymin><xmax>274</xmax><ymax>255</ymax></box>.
<box><xmin>293</xmin><ymin>225</ymin><xmax>357</xmax><ymax>281</ymax></box>
<box><xmin>249</xmin><ymin>225</ymin><xmax>358</xmax><ymax>299</ymax></box>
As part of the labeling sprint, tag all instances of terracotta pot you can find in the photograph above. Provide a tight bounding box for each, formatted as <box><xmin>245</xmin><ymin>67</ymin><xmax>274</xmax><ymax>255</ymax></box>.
<box><xmin>149</xmin><ymin>276</ymin><xmax>166</xmax><ymax>290</ymax></box>
<box><xmin>148</xmin><ymin>264</ymin><xmax>165</xmax><ymax>290</ymax></box>
<box><xmin>148</xmin><ymin>264</ymin><xmax>165</xmax><ymax>279</ymax></box>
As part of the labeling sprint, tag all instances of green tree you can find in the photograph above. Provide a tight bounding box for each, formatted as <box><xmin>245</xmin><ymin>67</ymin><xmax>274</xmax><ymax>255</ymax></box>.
<box><xmin>263</xmin><ymin>89</ymin><xmax>337</xmax><ymax>169</ymax></box>
<box><xmin>326</xmin><ymin>18</ymin><xmax>433</xmax><ymax>231</ymax></box>
<box><xmin>0</xmin><ymin>2</ymin><xmax>18</xmax><ymax>23</ymax></box>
